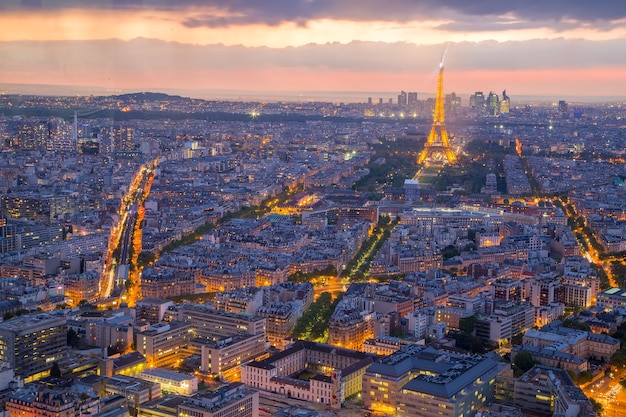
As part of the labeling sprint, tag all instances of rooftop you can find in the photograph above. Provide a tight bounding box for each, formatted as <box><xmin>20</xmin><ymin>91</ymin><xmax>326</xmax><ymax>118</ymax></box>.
<box><xmin>141</xmin><ymin>368</ymin><xmax>196</xmax><ymax>382</ymax></box>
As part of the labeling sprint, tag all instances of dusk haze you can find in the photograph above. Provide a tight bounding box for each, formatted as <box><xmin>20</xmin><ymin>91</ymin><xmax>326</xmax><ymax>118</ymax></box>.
<box><xmin>2</xmin><ymin>0</ymin><xmax>626</xmax><ymax>99</ymax></box>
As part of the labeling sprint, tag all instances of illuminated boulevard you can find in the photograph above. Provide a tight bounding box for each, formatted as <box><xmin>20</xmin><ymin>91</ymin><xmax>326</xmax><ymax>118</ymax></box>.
<box><xmin>100</xmin><ymin>158</ymin><xmax>158</xmax><ymax>306</ymax></box>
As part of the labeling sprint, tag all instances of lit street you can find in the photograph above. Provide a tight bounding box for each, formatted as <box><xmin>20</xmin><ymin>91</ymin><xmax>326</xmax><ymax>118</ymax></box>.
<box><xmin>100</xmin><ymin>158</ymin><xmax>157</xmax><ymax>302</ymax></box>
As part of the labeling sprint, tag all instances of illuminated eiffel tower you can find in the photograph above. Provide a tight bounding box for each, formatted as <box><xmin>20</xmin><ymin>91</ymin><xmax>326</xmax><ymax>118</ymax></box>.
<box><xmin>417</xmin><ymin>64</ymin><xmax>457</xmax><ymax>165</ymax></box>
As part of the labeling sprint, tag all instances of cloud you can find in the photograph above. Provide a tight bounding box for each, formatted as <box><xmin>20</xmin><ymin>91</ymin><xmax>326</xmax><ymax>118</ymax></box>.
<box><xmin>434</xmin><ymin>16</ymin><xmax>581</xmax><ymax>33</ymax></box>
<box><xmin>436</xmin><ymin>0</ymin><xmax>626</xmax><ymax>23</ymax></box>
<box><xmin>2</xmin><ymin>37</ymin><xmax>625</xmax><ymax>75</ymax></box>
<box><xmin>176</xmin><ymin>1</ymin><xmax>626</xmax><ymax>29</ymax></box>
<box><xmin>2</xmin><ymin>37</ymin><xmax>626</xmax><ymax>96</ymax></box>
<box><xmin>4</xmin><ymin>0</ymin><xmax>626</xmax><ymax>28</ymax></box>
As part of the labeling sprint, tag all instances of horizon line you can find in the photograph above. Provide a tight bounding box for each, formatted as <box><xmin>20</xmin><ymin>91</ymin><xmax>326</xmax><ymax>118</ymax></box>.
<box><xmin>1</xmin><ymin>83</ymin><xmax>625</xmax><ymax>105</ymax></box>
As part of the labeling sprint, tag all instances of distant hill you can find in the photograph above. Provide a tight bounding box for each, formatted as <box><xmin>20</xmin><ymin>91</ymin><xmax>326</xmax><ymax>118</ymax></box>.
<box><xmin>110</xmin><ymin>92</ymin><xmax>186</xmax><ymax>101</ymax></box>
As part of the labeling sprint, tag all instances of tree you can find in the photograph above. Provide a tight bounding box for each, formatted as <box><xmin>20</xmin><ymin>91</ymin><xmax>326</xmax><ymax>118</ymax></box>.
<box><xmin>50</xmin><ymin>362</ymin><xmax>61</xmax><ymax>378</ymax></box>
<box><xmin>562</xmin><ymin>319</ymin><xmax>591</xmax><ymax>332</ymax></box>
<box><xmin>137</xmin><ymin>251</ymin><xmax>156</xmax><ymax>268</ymax></box>
<box><xmin>590</xmin><ymin>398</ymin><xmax>603</xmax><ymax>414</ymax></box>
<box><xmin>67</xmin><ymin>329</ymin><xmax>80</xmax><ymax>348</ymax></box>
<box><xmin>441</xmin><ymin>245</ymin><xmax>460</xmax><ymax>261</ymax></box>
<box><xmin>459</xmin><ymin>316</ymin><xmax>475</xmax><ymax>336</ymax></box>
<box><xmin>514</xmin><ymin>350</ymin><xmax>537</xmax><ymax>373</ymax></box>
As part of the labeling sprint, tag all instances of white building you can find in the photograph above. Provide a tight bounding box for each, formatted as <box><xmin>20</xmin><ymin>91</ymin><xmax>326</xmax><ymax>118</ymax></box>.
<box><xmin>140</xmin><ymin>368</ymin><xmax>198</xmax><ymax>396</ymax></box>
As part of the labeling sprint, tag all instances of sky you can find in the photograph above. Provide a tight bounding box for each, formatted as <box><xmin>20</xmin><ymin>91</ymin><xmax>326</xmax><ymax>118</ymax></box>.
<box><xmin>2</xmin><ymin>0</ymin><xmax>626</xmax><ymax>100</ymax></box>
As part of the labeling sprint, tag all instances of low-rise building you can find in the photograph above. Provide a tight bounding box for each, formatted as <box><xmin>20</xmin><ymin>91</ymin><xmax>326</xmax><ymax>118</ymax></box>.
<box><xmin>6</xmin><ymin>383</ymin><xmax>100</xmax><ymax>417</ymax></box>
<box><xmin>103</xmin><ymin>375</ymin><xmax>161</xmax><ymax>415</ymax></box>
<box><xmin>514</xmin><ymin>365</ymin><xmax>596</xmax><ymax>417</ymax></box>
<box><xmin>256</xmin><ymin>303</ymin><xmax>297</xmax><ymax>349</ymax></box>
<box><xmin>189</xmin><ymin>333</ymin><xmax>267</xmax><ymax>381</ymax></box>
<box><xmin>522</xmin><ymin>323</ymin><xmax>619</xmax><ymax>362</ymax></box>
<box><xmin>177</xmin><ymin>383</ymin><xmax>258</xmax><ymax>417</ymax></box>
<box><xmin>363</xmin><ymin>344</ymin><xmax>506</xmax><ymax>416</ymax></box>
<box><xmin>136</xmin><ymin>321</ymin><xmax>191</xmax><ymax>368</ymax></box>
<box><xmin>140</xmin><ymin>368</ymin><xmax>198</xmax><ymax>396</ymax></box>
<box><xmin>177</xmin><ymin>304</ymin><xmax>266</xmax><ymax>339</ymax></box>
<box><xmin>597</xmin><ymin>287</ymin><xmax>626</xmax><ymax>310</ymax></box>
<box><xmin>511</xmin><ymin>345</ymin><xmax>588</xmax><ymax>373</ymax></box>
<box><xmin>328</xmin><ymin>298</ymin><xmax>375</xmax><ymax>350</ymax></box>
<box><xmin>99</xmin><ymin>351</ymin><xmax>146</xmax><ymax>377</ymax></box>
<box><xmin>242</xmin><ymin>340</ymin><xmax>374</xmax><ymax>409</ymax></box>
<box><xmin>362</xmin><ymin>337</ymin><xmax>422</xmax><ymax>356</ymax></box>
<box><xmin>396</xmin><ymin>354</ymin><xmax>505</xmax><ymax>417</ymax></box>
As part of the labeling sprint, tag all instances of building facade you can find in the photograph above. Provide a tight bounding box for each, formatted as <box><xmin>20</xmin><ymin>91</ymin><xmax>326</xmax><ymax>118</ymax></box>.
<box><xmin>242</xmin><ymin>340</ymin><xmax>373</xmax><ymax>409</ymax></box>
<box><xmin>136</xmin><ymin>322</ymin><xmax>191</xmax><ymax>368</ymax></box>
<box><xmin>0</xmin><ymin>314</ymin><xmax>67</xmax><ymax>381</ymax></box>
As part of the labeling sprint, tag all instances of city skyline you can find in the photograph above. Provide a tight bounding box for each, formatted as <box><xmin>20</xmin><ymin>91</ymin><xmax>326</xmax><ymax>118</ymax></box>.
<box><xmin>2</xmin><ymin>1</ymin><xmax>626</xmax><ymax>99</ymax></box>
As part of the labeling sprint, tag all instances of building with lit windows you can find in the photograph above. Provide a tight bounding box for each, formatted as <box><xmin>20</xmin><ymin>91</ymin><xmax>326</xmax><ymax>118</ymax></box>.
<box><xmin>111</xmin><ymin>126</ymin><xmax>134</xmax><ymax>151</ymax></box>
<box><xmin>561</xmin><ymin>283</ymin><xmax>592</xmax><ymax>308</ymax></box>
<box><xmin>0</xmin><ymin>219</ymin><xmax>63</xmax><ymax>252</ymax></box>
<box><xmin>522</xmin><ymin>322</ymin><xmax>619</xmax><ymax>362</ymax></box>
<box><xmin>492</xmin><ymin>279</ymin><xmax>522</xmax><ymax>302</ymax></box>
<box><xmin>85</xmin><ymin>319</ymin><xmax>133</xmax><ymax>353</ymax></box>
<box><xmin>363</xmin><ymin>344</ymin><xmax>437</xmax><ymax>414</ymax></box>
<box><xmin>328</xmin><ymin>299</ymin><xmax>375</xmax><ymax>351</ymax></box>
<box><xmin>362</xmin><ymin>337</ymin><xmax>421</xmax><ymax>356</ymax></box>
<box><xmin>475</xmin><ymin>316</ymin><xmax>513</xmax><ymax>345</ymax></box>
<box><xmin>395</xmin><ymin>353</ymin><xmax>504</xmax><ymax>417</ymax></box>
<box><xmin>6</xmin><ymin>383</ymin><xmax>100</xmax><ymax>417</ymax></box>
<box><xmin>64</xmin><ymin>271</ymin><xmax>100</xmax><ymax>306</ymax></box>
<box><xmin>190</xmin><ymin>332</ymin><xmax>267</xmax><ymax>381</ymax></box>
<box><xmin>477</xmin><ymin>231</ymin><xmax>502</xmax><ymax>248</ymax></box>
<box><xmin>99</xmin><ymin>351</ymin><xmax>146</xmax><ymax>377</ymax></box>
<box><xmin>256</xmin><ymin>303</ymin><xmax>298</xmax><ymax>349</ymax></box>
<box><xmin>135</xmin><ymin>298</ymin><xmax>174</xmax><ymax>325</ymax></box>
<box><xmin>16</xmin><ymin>120</ymin><xmax>48</xmax><ymax>150</ymax></box>
<box><xmin>511</xmin><ymin>345</ymin><xmax>587</xmax><ymax>373</ymax></box>
<box><xmin>514</xmin><ymin>366</ymin><xmax>595</xmax><ymax>417</ymax></box>
<box><xmin>596</xmin><ymin>287</ymin><xmax>626</xmax><ymax>310</ymax></box>
<box><xmin>177</xmin><ymin>383</ymin><xmax>259</xmax><ymax>417</ymax></box>
<box><xmin>140</xmin><ymin>368</ymin><xmax>198</xmax><ymax>396</ymax></box>
<box><xmin>434</xmin><ymin>307</ymin><xmax>473</xmax><ymax>332</ymax></box>
<box><xmin>141</xmin><ymin>267</ymin><xmax>196</xmax><ymax>300</ymax></box>
<box><xmin>215</xmin><ymin>288</ymin><xmax>264</xmax><ymax>314</ymax></box>
<box><xmin>0</xmin><ymin>314</ymin><xmax>67</xmax><ymax>381</ymax></box>
<box><xmin>103</xmin><ymin>374</ymin><xmax>161</xmax><ymax>415</ymax></box>
<box><xmin>198</xmin><ymin>269</ymin><xmax>257</xmax><ymax>293</ymax></box>
<box><xmin>177</xmin><ymin>304</ymin><xmax>266</xmax><ymax>339</ymax></box>
<box><xmin>491</xmin><ymin>301</ymin><xmax>535</xmax><ymax>337</ymax></box>
<box><xmin>136</xmin><ymin>322</ymin><xmax>191</xmax><ymax>368</ymax></box>
<box><xmin>363</xmin><ymin>345</ymin><xmax>506</xmax><ymax>416</ymax></box>
<box><xmin>242</xmin><ymin>340</ymin><xmax>373</xmax><ymax>409</ymax></box>
<box><xmin>400</xmin><ymin>207</ymin><xmax>502</xmax><ymax>232</ymax></box>
<box><xmin>534</xmin><ymin>302</ymin><xmax>565</xmax><ymax>328</ymax></box>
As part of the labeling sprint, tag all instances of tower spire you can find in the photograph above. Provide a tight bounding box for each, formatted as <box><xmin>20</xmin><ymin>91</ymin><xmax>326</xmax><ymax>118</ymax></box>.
<box><xmin>418</xmin><ymin>65</ymin><xmax>457</xmax><ymax>165</ymax></box>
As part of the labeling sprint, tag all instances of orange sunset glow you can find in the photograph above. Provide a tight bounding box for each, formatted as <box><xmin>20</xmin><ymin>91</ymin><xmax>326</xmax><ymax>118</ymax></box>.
<box><xmin>1</xmin><ymin>1</ymin><xmax>626</xmax><ymax>99</ymax></box>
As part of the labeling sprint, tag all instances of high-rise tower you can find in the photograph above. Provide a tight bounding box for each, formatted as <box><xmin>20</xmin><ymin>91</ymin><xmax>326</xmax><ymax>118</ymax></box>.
<box><xmin>418</xmin><ymin>65</ymin><xmax>457</xmax><ymax>165</ymax></box>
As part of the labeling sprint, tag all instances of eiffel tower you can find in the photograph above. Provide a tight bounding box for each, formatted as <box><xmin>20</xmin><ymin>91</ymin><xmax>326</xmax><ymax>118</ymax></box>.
<box><xmin>417</xmin><ymin>65</ymin><xmax>457</xmax><ymax>165</ymax></box>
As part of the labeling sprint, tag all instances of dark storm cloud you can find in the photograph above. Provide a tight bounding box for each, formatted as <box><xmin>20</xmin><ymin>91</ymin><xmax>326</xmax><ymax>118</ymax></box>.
<box><xmin>5</xmin><ymin>0</ymin><xmax>626</xmax><ymax>28</ymax></box>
